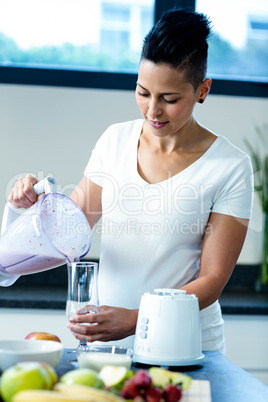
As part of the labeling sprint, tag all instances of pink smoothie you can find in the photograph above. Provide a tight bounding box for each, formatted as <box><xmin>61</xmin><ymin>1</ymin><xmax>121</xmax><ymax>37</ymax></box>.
<box><xmin>0</xmin><ymin>248</ymin><xmax>65</xmax><ymax>275</ymax></box>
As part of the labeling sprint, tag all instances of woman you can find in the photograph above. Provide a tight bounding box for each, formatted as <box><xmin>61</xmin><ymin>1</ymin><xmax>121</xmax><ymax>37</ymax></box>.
<box><xmin>10</xmin><ymin>9</ymin><xmax>253</xmax><ymax>353</ymax></box>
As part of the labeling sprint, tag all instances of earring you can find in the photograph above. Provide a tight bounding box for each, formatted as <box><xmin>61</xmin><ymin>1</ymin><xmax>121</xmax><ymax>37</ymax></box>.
<box><xmin>199</xmin><ymin>99</ymin><xmax>204</xmax><ymax>104</ymax></box>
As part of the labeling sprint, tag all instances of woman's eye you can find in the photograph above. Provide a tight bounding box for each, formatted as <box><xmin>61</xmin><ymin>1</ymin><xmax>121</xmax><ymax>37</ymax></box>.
<box><xmin>138</xmin><ymin>92</ymin><xmax>149</xmax><ymax>97</ymax></box>
<box><xmin>163</xmin><ymin>98</ymin><xmax>178</xmax><ymax>104</ymax></box>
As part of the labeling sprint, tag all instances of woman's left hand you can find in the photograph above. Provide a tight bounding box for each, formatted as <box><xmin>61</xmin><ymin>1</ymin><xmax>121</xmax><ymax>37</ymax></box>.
<box><xmin>67</xmin><ymin>305</ymin><xmax>138</xmax><ymax>343</ymax></box>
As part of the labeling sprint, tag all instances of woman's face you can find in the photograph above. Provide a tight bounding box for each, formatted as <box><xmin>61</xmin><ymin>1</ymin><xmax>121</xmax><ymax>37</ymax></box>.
<box><xmin>136</xmin><ymin>60</ymin><xmax>202</xmax><ymax>138</ymax></box>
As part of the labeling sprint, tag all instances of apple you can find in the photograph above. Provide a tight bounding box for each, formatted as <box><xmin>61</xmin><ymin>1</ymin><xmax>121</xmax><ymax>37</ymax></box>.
<box><xmin>25</xmin><ymin>331</ymin><xmax>61</xmax><ymax>343</ymax></box>
<box><xmin>99</xmin><ymin>365</ymin><xmax>129</xmax><ymax>387</ymax></box>
<box><xmin>148</xmin><ymin>367</ymin><xmax>191</xmax><ymax>391</ymax></box>
<box><xmin>1</xmin><ymin>362</ymin><xmax>52</xmax><ymax>402</ymax></box>
<box><xmin>60</xmin><ymin>368</ymin><xmax>104</xmax><ymax>389</ymax></box>
<box><xmin>40</xmin><ymin>363</ymin><xmax>58</xmax><ymax>387</ymax></box>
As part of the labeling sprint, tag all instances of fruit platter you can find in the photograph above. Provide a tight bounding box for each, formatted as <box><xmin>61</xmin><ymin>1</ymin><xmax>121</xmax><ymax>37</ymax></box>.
<box><xmin>0</xmin><ymin>332</ymin><xmax>210</xmax><ymax>402</ymax></box>
<box><xmin>0</xmin><ymin>361</ymin><xmax>194</xmax><ymax>402</ymax></box>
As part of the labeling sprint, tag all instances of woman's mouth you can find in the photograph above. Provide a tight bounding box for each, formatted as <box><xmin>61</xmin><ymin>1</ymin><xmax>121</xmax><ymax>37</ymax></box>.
<box><xmin>149</xmin><ymin>120</ymin><xmax>168</xmax><ymax>128</ymax></box>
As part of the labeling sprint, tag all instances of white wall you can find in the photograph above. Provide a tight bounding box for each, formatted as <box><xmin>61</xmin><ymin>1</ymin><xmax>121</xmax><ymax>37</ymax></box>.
<box><xmin>0</xmin><ymin>83</ymin><xmax>267</xmax><ymax>262</ymax></box>
<box><xmin>0</xmin><ymin>308</ymin><xmax>78</xmax><ymax>349</ymax></box>
<box><xmin>224</xmin><ymin>314</ymin><xmax>268</xmax><ymax>385</ymax></box>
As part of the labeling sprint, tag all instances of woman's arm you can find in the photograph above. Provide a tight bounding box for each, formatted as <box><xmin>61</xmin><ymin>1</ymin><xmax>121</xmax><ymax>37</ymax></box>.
<box><xmin>67</xmin><ymin>306</ymin><xmax>139</xmax><ymax>343</ymax></box>
<box><xmin>181</xmin><ymin>212</ymin><xmax>249</xmax><ymax>310</ymax></box>
<box><xmin>70</xmin><ymin>176</ymin><xmax>102</xmax><ymax>229</ymax></box>
<box><xmin>9</xmin><ymin>175</ymin><xmax>103</xmax><ymax>231</ymax></box>
<box><xmin>68</xmin><ymin>212</ymin><xmax>249</xmax><ymax>343</ymax></box>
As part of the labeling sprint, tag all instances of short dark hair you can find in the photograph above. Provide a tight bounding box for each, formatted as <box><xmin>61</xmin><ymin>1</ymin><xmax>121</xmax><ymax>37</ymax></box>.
<box><xmin>141</xmin><ymin>8</ymin><xmax>211</xmax><ymax>90</ymax></box>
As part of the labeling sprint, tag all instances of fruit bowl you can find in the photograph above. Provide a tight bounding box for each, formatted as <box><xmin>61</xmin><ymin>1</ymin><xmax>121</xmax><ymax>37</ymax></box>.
<box><xmin>0</xmin><ymin>340</ymin><xmax>63</xmax><ymax>372</ymax></box>
<box><xmin>77</xmin><ymin>345</ymin><xmax>133</xmax><ymax>371</ymax></box>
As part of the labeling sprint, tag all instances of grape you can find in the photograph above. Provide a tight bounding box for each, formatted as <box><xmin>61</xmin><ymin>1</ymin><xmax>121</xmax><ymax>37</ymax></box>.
<box><xmin>121</xmin><ymin>383</ymin><xmax>141</xmax><ymax>399</ymax></box>
<box><xmin>132</xmin><ymin>370</ymin><xmax>152</xmax><ymax>389</ymax></box>
<box><xmin>144</xmin><ymin>386</ymin><xmax>162</xmax><ymax>402</ymax></box>
<box><xmin>162</xmin><ymin>384</ymin><xmax>182</xmax><ymax>402</ymax></box>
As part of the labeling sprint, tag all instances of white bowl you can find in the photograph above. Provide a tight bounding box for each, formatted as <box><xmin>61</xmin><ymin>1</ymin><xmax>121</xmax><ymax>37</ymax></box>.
<box><xmin>0</xmin><ymin>340</ymin><xmax>63</xmax><ymax>372</ymax></box>
<box><xmin>77</xmin><ymin>345</ymin><xmax>133</xmax><ymax>371</ymax></box>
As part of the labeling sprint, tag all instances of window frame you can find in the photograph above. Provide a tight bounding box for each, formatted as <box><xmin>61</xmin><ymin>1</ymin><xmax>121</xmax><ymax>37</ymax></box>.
<box><xmin>0</xmin><ymin>0</ymin><xmax>267</xmax><ymax>97</ymax></box>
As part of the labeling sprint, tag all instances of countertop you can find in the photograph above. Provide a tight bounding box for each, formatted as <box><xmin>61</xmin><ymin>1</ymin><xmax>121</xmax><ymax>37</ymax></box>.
<box><xmin>0</xmin><ymin>264</ymin><xmax>268</xmax><ymax>315</ymax></box>
<box><xmin>1</xmin><ymin>285</ymin><xmax>268</xmax><ymax>315</ymax></box>
<box><xmin>57</xmin><ymin>349</ymin><xmax>268</xmax><ymax>402</ymax></box>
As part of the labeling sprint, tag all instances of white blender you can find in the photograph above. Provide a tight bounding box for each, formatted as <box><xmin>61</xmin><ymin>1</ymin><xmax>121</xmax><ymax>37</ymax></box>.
<box><xmin>133</xmin><ymin>289</ymin><xmax>204</xmax><ymax>366</ymax></box>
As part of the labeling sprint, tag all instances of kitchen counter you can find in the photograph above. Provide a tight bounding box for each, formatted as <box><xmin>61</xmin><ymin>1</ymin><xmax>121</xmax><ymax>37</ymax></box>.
<box><xmin>219</xmin><ymin>290</ymin><xmax>268</xmax><ymax>315</ymax></box>
<box><xmin>0</xmin><ymin>287</ymin><xmax>268</xmax><ymax>315</ymax></box>
<box><xmin>0</xmin><ymin>264</ymin><xmax>268</xmax><ymax>314</ymax></box>
<box><xmin>0</xmin><ymin>283</ymin><xmax>267</xmax><ymax>315</ymax></box>
<box><xmin>56</xmin><ymin>349</ymin><xmax>268</xmax><ymax>402</ymax></box>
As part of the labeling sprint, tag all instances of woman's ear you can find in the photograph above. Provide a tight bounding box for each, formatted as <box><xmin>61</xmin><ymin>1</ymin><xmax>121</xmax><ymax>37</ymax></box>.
<box><xmin>197</xmin><ymin>78</ymin><xmax>212</xmax><ymax>104</ymax></box>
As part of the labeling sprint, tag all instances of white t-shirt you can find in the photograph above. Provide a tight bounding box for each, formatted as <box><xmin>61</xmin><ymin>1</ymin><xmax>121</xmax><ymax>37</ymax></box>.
<box><xmin>84</xmin><ymin>119</ymin><xmax>253</xmax><ymax>352</ymax></box>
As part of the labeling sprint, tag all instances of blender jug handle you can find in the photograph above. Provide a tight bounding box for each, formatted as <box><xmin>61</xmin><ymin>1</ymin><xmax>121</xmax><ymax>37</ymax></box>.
<box><xmin>1</xmin><ymin>176</ymin><xmax>61</xmax><ymax>235</ymax></box>
<box><xmin>33</xmin><ymin>176</ymin><xmax>60</xmax><ymax>196</ymax></box>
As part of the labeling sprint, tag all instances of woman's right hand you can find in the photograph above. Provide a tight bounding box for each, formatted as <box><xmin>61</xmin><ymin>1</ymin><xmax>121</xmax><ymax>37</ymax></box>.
<box><xmin>8</xmin><ymin>175</ymin><xmax>39</xmax><ymax>209</ymax></box>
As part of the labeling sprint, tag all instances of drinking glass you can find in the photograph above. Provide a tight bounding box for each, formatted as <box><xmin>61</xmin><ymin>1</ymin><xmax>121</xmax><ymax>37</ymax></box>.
<box><xmin>66</xmin><ymin>261</ymin><xmax>99</xmax><ymax>353</ymax></box>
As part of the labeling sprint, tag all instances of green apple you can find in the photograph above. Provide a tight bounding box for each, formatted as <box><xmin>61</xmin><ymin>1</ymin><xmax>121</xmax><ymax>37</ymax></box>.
<box><xmin>40</xmin><ymin>362</ymin><xmax>58</xmax><ymax>387</ymax></box>
<box><xmin>60</xmin><ymin>368</ymin><xmax>104</xmax><ymax>389</ymax></box>
<box><xmin>99</xmin><ymin>365</ymin><xmax>128</xmax><ymax>387</ymax></box>
<box><xmin>1</xmin><ymin>362</ymin><xmax>52</xmax><ymax>402</ymax></box>
<box><xmin>148</xmin><ymin>367</ymin><xmax>192</xmax><ymax>391</ymax></box>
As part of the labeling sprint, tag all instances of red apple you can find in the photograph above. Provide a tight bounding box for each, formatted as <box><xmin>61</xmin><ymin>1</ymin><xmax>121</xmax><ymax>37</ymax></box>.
<box><xmin>25</xmin><ymin>332</ymin><xmax>61</xmax><ymax>343</ymax></box>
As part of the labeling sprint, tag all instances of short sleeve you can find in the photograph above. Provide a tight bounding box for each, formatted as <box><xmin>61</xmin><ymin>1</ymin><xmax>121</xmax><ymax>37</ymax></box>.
<box><xmin>84</xmin><ymin>128</ymin><xmax>110</xmax><ymax>188</ymax></box>
<box><xmin>211</xmin><ymin>156</ymin><xmax>254</xmax><ymax>219</ymax></box>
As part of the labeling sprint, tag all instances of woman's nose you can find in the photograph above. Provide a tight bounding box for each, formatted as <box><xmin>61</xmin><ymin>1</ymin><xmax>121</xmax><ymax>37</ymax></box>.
<box><xmin>147</xmin><ymin>99</ymin><xmax>162</xmax><ymax>118</ymax></box>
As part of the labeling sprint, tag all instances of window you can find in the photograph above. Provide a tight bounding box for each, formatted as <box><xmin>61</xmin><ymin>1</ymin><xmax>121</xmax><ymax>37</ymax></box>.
<box><xmin>0</xmin><ymin>0</ymin><xmax>154</xmax><ymax>73</ymax></box>
<box><xmin>196</xmin><ymin>0</ymin><xmax>268</xmax><ymax>82</ymax></box>
<box><xmin>0</xmin><ymin>0</ymin><xmax>267</xmax><ymax>97</ymax></box>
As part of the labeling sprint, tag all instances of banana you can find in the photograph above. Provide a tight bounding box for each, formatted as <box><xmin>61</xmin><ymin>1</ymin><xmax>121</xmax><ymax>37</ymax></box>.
<box><xmin>12</xmin><ymin>381</ymin><xmax>126</xmax><ymax>402</ymax></box>
<box><xmin>54</xmin><ymin>383</ymin><xmax>125</xmax><ymax>402</ymax></box>
<box><xmin>12</xmin><ymin>389</ymin><xmax>92</xmax><ymax>402</ymax></box>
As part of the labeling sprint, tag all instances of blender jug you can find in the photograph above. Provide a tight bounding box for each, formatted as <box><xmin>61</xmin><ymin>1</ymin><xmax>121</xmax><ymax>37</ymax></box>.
<box><xmin>0</xmin><ymin>177</ymin><xmax>91</xmax><ymax>287</ymax></box>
